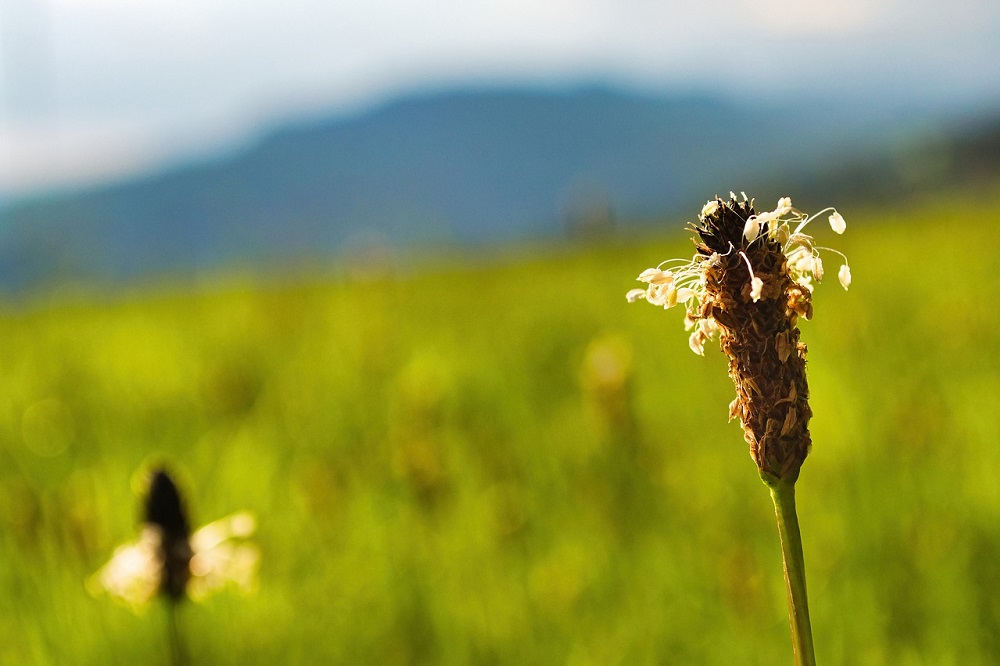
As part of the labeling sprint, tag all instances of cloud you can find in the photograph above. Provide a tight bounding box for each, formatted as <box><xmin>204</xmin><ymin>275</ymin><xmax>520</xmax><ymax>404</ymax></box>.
<box><xmin>737</xmin><ymin>0</ymin><xmax>891</xmax><ymax>34</ymax></box>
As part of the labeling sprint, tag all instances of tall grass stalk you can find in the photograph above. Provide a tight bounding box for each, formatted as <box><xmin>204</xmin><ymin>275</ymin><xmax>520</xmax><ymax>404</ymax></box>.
<box><xmin>628</xmin><ymin>194</ymin><xmax>850</xmax><ymax>661</ymax></box>
<box><xmin>765</xmin><ymin>473</ymin><xmax>815</xmax><ymax>666</ymax></box>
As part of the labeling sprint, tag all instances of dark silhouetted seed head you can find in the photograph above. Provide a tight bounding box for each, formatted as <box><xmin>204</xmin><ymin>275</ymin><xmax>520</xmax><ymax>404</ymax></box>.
<box><xmin>145</xmin><ymin>469</ymin><xmax>193</xmax><ymax>601</ymax></box>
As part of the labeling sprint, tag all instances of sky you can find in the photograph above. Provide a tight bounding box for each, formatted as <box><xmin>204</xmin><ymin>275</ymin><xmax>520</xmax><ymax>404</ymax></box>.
<box><xmin>1</xmin><ymin>0</ymin><xmax>998</xmax><ymax>198</ymax></box>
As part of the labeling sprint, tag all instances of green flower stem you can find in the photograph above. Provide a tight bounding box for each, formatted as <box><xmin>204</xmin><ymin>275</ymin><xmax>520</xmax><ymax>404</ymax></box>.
<box><xmin>764</xmin><ymin>474</ymin><xmax>816</xmax><ymax>666</ymax></box>
<box><xmin>165</xmin><ymin>600</ymin><xmax>186</xmax><ymax>666</ymax></box>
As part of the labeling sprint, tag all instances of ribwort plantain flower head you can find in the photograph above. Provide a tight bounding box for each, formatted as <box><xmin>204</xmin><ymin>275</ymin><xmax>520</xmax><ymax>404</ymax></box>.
<box><xmin>90</xmin><ymin>467</ymin><xmax>259</xmax><ymax>611</ymax></box>
<box><xmin>627</xmin><ymin>194</ymin><xmax>851</xmax><ymax>480</ymax></box>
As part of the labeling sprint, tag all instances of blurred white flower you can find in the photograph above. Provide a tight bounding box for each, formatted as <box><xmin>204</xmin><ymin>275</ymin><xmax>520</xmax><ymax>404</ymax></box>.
<box><xmin>90</xmin><ymin>526</ymin><xmax>163</xmax><ymax>612</ymax></box>
<box><xmin>90</xmin><ymin>511</ymin><xmax>259</xmax><ymax>611</ymax></box>
<box><xmin>89</xmin><ymin>469</ymin><xmax>259</xmax><ymax>612</ymax></box>
<box><xmin>187</xmin><ymin>512</ymin><xmax>260</xmax><ymax>600</ymax></box>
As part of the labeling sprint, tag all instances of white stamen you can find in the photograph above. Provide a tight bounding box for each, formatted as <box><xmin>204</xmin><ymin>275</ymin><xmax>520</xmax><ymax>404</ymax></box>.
<box><xmin>737</xmin><ymin>251</ymin><xmax>763</xmax><ymax>303</ymax></box>
<box><xmin>689</xmin><ymin>330</ymin><xmax>706</xmax><ymax>355</ymax></box>
<box><xmin>829</xmin><ymin>211</ymin><xmax>846</xmax><ymax>234</ymax></box>
<box><xmin>838</xmin><ymin>264</ymin><xmax>852</xmax><ymax>290</ymax></box>
<box><xmin>637</xmin><ymin>268</ymin><xmax>674</xmax><ymax>285</ymax></box>
<box><xmin>625</xmin><ymin>288</ymin><xmax>647</xmax><ymax>303</ymax></box>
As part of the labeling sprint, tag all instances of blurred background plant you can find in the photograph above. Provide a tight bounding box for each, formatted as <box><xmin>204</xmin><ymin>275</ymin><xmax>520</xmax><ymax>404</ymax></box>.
<box><xmin>88</xmin><ymin>466</ymin><xmax>258</xmax><ymax>608</ymax></box>
<box><xmin>87</xmin><ymin>466</ymin><xmax>257</xmax><ymax>664</ymax></box>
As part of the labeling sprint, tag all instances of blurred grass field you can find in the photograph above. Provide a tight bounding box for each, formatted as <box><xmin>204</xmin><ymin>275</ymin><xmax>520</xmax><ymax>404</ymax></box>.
<box><xmin>1</xmin><ymin>193</ymin><xmax>999</xmax><ymax>665</ymax></box>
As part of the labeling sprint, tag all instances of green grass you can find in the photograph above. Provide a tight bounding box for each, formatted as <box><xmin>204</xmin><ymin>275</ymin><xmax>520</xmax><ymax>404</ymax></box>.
<box><xmin>1</xmin><ymin>194</ymin><xmax>999</xmax><ymax>664</ymax></box>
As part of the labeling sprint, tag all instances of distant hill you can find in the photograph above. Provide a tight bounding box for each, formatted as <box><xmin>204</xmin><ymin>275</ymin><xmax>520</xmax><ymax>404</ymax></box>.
<box><xmin>0</xmin><ymin>85</ymin><xmax>988</xmax><ymax>289</ymax></box>
<box><xmin>781</xmin><ymin>112</ymin><xmax>1000</xmax><ymax>205</ymax></box>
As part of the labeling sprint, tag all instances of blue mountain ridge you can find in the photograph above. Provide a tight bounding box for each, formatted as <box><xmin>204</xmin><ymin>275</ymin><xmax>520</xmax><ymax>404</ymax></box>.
<box><xmin>0</xmin><ymin>84</ymin><xmax>981</xmax><ymax>290</ymax></box>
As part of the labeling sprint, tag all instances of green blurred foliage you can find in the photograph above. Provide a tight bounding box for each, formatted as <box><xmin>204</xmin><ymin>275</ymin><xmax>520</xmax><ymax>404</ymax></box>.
<box><xmin>0</xmin><ymin>193</ymin><xmax>998</xmax><ymax>665</ymax></box>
